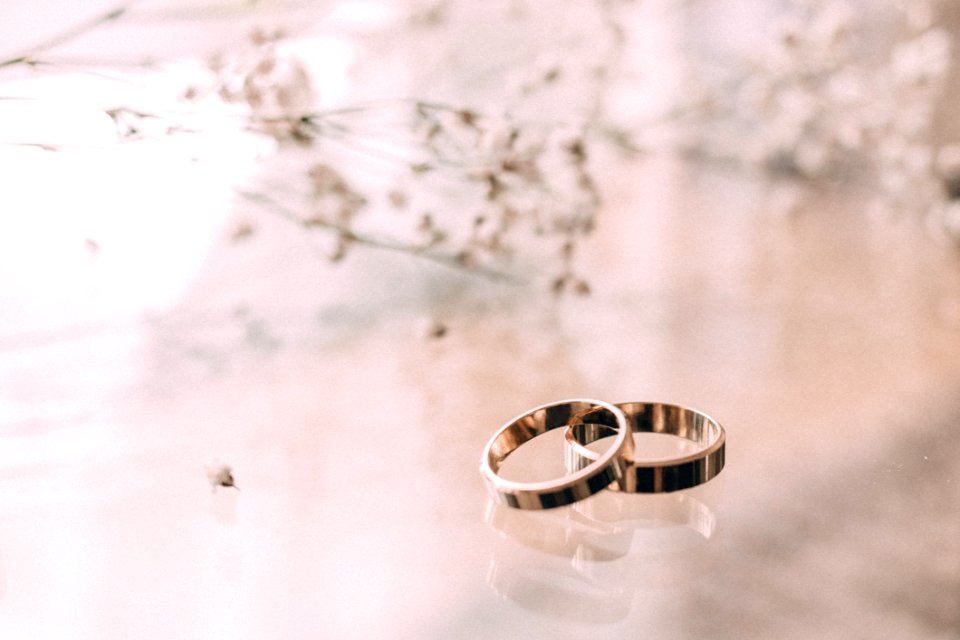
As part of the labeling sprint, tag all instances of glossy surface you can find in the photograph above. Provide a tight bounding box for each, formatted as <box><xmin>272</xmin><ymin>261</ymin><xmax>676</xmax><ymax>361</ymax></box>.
<box><xmin>3</xmin><ymin>153</ymin><xmax>960</xmax><ymax>638</ymax></box>
<box><xmin>3</xmin><ymin>3</ymin><xmax>960</xmax><ymax>638</ymax></box>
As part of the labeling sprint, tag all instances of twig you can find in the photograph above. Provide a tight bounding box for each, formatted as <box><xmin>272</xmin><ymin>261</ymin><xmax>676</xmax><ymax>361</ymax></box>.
<box><xmin>124</xmin><ymin>0</ymin><xmax>324</xmax><ymax>23</ymax></box>
<box><xmin>7</xmin><ymin>58</ymin><xmax>151</xmax><ymax>84</ymax></box>
<box><xmin>0</xmin><ymin>5</ymin><xmax>131</xmax><ymax>70</ymax></box>
<box><xmin>235</xmin><ymin>190</ymin><xmax>521</xmax><ymax>283</ymax></box>
<box><xmin>1</xmin><ymin>141</ymin><xmax>61</xmax><ymax>152</ymax></box>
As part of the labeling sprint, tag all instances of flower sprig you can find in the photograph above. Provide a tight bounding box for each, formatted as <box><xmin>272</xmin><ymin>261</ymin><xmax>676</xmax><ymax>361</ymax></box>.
<box><xmin>196</xmin><ymin>24</ymin><xmax>606</xmax><ymax>292</ymax></box>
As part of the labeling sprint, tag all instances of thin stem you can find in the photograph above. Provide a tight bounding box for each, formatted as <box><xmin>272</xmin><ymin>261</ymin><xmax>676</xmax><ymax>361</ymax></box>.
<box><xmin>0</xmin><ymin>5</ymin><xmax>131</xmax><ymax>70</ymax></box>
<box><xmin>235</xmin><ymin>189</ymin><xmax>521</xmax><ymax>283</ymax></box>
<box><xmin>10</xmin><ymin>58</ymin><xmax>151</xmax><ymax>84</ymax></box>
<box><xmin>123</xmin><ymin>0</ymin><xmax>324</xmax><ymax>23</ymax></box>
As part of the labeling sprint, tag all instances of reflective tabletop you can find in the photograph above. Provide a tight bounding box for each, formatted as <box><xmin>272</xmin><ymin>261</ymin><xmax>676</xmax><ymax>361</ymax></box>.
<box><xmin>2</xmin><ymin>1</ymin><xmax>960</xmax><ymax>638</ymax></box>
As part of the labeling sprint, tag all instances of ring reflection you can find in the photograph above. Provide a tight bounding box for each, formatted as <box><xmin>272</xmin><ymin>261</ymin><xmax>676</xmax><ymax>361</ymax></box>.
<box><xmin>485</xmin><ymin>480</ymin><xmax>723</xmax><ymax>621</ymax></box>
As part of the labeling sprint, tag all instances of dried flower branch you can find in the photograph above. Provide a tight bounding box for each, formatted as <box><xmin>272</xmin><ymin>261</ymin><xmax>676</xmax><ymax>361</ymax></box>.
<box><xmin>182</xmin><ymin>20</ymin><xmax>606</xmax><ymax>289</ymax></box>
<box><xmin>0</xmin><ymin>5</ymin><xmax>129</xmax><ymax>70</ymax></box>
<box><xmin>235</xmin><ymin>189</ymin><xmax>520</xmax><ymax>281</ymax></box>
<box><xmin>1</xmin><ymin>1</ymin><xmax>622</xmax><ymax>293</ymax></box>
<box><xmin>678</xmin><ymin>0</ymin><xmax>956</xmax><ymax>225</ymax></box>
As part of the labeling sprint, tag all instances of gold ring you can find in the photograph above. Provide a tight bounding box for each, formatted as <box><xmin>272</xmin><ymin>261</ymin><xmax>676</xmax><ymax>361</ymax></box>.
<box><xmin>480</xmin><ymin>399</ymin><xmax>632</xmax><ymax>509</ymax></box>
<box><xmin>564</xmin><ymin>401</ymin><xmax>725</xmax><ymax>493</ymax></box>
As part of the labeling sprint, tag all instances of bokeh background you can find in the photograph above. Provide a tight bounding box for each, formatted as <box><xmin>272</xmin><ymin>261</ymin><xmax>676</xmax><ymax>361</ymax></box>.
<box><xmin>1</xmin><ymin>1</ymin><xmax>959</xmax><ymax>638</ymax></box>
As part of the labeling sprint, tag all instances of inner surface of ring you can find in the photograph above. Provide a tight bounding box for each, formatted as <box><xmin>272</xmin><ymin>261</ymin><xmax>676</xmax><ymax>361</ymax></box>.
<box><xmin>488</xmin><ymin>403</ymin><xmax>621</xmax><ymax>471</ymax></box>
<box><xmin>571</xmin><ymin>404</ymin><xmax>719</xmax><ymax>449</ymax></box>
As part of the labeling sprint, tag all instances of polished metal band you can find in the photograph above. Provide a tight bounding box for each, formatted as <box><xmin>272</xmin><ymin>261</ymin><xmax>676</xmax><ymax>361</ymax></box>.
<box><xmin>564</xmin><ymin>401</ymin><xmax>725</xmax><ymax>493</ymax></box>
<box><xmin>480</xmin><ymin>399</ymin><xmax>632</xmax><ymax>510</ymax></box>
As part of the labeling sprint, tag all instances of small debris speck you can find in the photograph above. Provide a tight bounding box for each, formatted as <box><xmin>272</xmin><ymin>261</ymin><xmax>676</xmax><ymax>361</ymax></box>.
<box><xmin>206</xmin><ymin>461</ymin><xmax>238</xmax><ymax>491</ymax></box>
<box><xmin>423</xmin><ymin>318</ymin><xmax>448</xmax><ymax>339</ymax></box>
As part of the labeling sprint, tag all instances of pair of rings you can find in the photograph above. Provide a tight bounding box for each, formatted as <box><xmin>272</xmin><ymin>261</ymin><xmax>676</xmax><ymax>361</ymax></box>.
<box><xmin>479</xmin><ymin>399</ymin><xmax>726</xmax><ymax>509</ymax></box>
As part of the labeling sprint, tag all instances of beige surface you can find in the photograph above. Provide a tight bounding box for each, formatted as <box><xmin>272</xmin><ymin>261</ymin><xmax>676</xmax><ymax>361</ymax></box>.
<box><xmin>3</xmin><ymin>1</ymin><xmax>960</xmax><ymax>637</ymax></box>
<box><xmin>2</xmin><ymin>152</ymin><xmax>960</xmax><ymax>639</ymax></box>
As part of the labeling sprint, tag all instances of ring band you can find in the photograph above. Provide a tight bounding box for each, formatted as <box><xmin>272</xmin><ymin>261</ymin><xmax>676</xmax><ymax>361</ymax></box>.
<box><xmin>480</xmin><ymin>399</ymin><xmax>632</xmax><ymax>509</ymax></box>
<box><xmin>564</xmin><ymin>401</ymin><xmax>725</xmax><ymax>493</ymax></box>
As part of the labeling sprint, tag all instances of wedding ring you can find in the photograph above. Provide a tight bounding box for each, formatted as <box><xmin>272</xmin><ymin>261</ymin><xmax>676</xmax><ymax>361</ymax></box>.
<box><xmin>480</xmin><ymin>399</ymin><xmax>632</xmax><ymax>509</ymax></box>
<box><xmin>565</xmin><ymin>401</ymin><xmax>725</xmax><ymax>492</ymax></box>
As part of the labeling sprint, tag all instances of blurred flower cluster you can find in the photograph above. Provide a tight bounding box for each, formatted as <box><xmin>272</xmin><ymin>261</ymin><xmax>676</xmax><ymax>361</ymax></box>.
<box><xmin>179</xmin><ymin>5</ymin><xmax>615</xmax><ymax>292</ymax></box>
<box><xmin>685</xmin><ymin>0</ymin><xmax>958</xmax><ymax>227</ymax></box>
<box><xmin>6</xmin><ymin>0</ymin><xmax>960</xmax><ymax>291</ymax></box>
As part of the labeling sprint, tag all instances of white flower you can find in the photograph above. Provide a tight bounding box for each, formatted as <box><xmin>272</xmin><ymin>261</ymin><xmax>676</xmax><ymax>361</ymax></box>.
<box><xmin>902</xmin><ymin>144</ymin><xmax>933</xmax><ymax>177</ymax></box>
<box><xmin>795</xmin><ymin>140</ymin><xmax>830</xmax><ymax>175</ymax></box>
<box><xmin>809</xmin><ymin>1</ymin><xmax>854</xmax><ymax>48</ymax></box>
<box><xmin>776</xmin><ymin>87</ymin><xmax>817</xmax><ymax>131</ymax></box>
<box><xmin>890</xmin><ymin>29</ymin><xmax>951</xmax><ymax>86</ymax></box>
<box><xmin>935</xmin><ymin>144</ymin><xmax>960</xmax><ymax>177</ymax></box>
<box><xmin>939</xmin><ymin>201</ymin><xmax>960</xmax><ymax>236</ymax></box>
